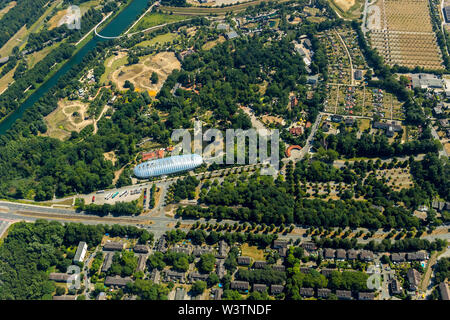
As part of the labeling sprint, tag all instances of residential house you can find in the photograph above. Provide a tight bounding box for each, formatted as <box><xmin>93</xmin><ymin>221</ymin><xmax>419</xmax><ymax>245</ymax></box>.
<box><xmin>336</xmin><ymin>249</ymin><xmax>346</xmax><ymax>260</ymax></box>
<box><xmin>359</xmin><ymin>250</ymin><xmax>374</xmax><ymax>262</ymax></box>
<box><xmin>53</xmin><ymin>295</ymin><xmax>77</xmax><ymax>300</ymax></box>
<box><xmin>439</xmin><ymin>282</ymin><xmax>450</xmax><ymax>300</ymax></box>
<box><xmin>321</xmin><ymin>268</ymin><xmax>337</xmax><ymax>277</ymax></box>
<box><xmin>347</xmin><ymin>249</ymin><xmax>359</xmax><ymax>260</ymax></box>
<box><xmin>103</xmin><ymin>242</ymin><xmax>125</xmax><ymax>251</ymax></box>
<box><xmin>323</xmin><ymin>248</ymin><xmax>336</xmax><ymax>259</ymax></box>
<box><xmin>136</xmin><ymin>255</ymin><xmax>147</xmax><ymax>272</ymax></box>
<box><xmin>237</xmin><ymin>256</ymin><xmax>252</xmax><ymax>265</ymax></box>
<box><xmin>273</xmin><ymin>240</ymin><xmax>288</xmax><ymax>249</ymax></box>
<box><xmin>299</xmin><ymin>287</ymin><xmax>314</xmax><ymax>297</ymax></box>
<box><xmin>389</xmin><ymin>279</ymin><xmax>403</xmax><ymax>295</ymax></box>
<box><xmin>102</xmin><ymin>253</ymin><xmax>114</xmax><ymax>272</ymax></box>
<box><xmin>216</xmin><ymin>240</ymin><xmax>229</xmax><ymax>259</ymax></box>
<box><xmin>253</xmin><ymin>284</ymin><xmax>268</xmax><ymax>293</ymax></box>
<box><xmin>104</xmin><ymin>276</ymin><xmax>132</xmax><ymax>288</ymax></box>
<box><xmin>407</xmin><ymin>269</ymin><xmax>421</xmax><ymax>291</ymax></box>
<box><xmin>336</xmin><ymin>290</ymin><xmax>352</xmax><ymax>300</ymax></box>
<box><xmin>49</xmin><ymin>273</ymin><xmax>77</xmax><ymax>283</ymax></box>
<box><xmin>391</xmin><ymin>252</ymin><xmax>406</xmax><ymax>263</ymax></box>
<box><xmin>231</xmin><ymin>281</ymin><xmax>249</xmax><ymax>291</ymax></box>
<box><xmin>317</xmin><ymin>288</ymin><xmax>331</xmax><ymax>299</ymax></box>
<box><xmin>358</xmin><ymin>292</ymin><xmax>375</xmax><ymax>300</ymax></box>
<box><xmin>133</xmin><ymin>244</ymin><xmax>149</xmax><ymax>254</ymax></box>
<box><xmin>165</xmin><ymin>270</ymin><xmax>186</xmax><ymax>283</ymax></box>
<box><xmin>188</xmin><ymin>272</ymin><xmax>209</xmax><ymax>283</ymax></box>
<box><xmin>253</xmin><ymin>261</ymin><xmax>267</xmax><ymax>269</ymax></box>
<box><xmin>272</xmin><ymin>265</ymin><xmax>286</xmax><ymax>272</ymax></box>
<box><xmin>302</xmin><ymin>242</ymin><xmax>317</xmax><ymax>252</ymax></box>
<box><xmin>150</xmin><ymin>269</ymin><xmax>161</xmax><ymax>284</ymax></box>
<box><xmin>211</xmin><ymin>288</ymin><xmax>223</xmax><ymax>300</ymax></box>
<box><xmin>270</xmin><ymin>285</ymin><xmax>284</xmax><ymax>295</ymax></box>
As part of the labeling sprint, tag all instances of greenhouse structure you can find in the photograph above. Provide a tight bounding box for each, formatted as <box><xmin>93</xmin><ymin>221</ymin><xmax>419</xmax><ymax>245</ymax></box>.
<box><xmin>133</xmin><ymin>154</ymin><xmax>203</xmax><ymax>178</ymax></box>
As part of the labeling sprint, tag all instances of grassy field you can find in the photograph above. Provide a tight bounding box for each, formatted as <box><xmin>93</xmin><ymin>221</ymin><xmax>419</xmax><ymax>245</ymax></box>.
<box><xmin>129</xmin><ymin>13</ymin><xmax>186</xmax><ymax>33</ymax></box>
<box><xmin>100</xmin><ymin>52</ymin><xmax>128</xmax><ymax>84</ymax></box>
<box><xmin>0</xmin><ymin>65</ymin><xmax>17</xmax><ymax>94</ymax></box>
<box><xmin>26</xmin><ymin>42</ymin><xmax>61</xmax><ymax>68</ymax></box>
<box><xmin>241</xmin><ymin>243</ymin><xmax>265</xmax><ymax>261</ymax></box>
<box><xmin>202</xmin><ymin>36</ymin><xmax>226</xmax><ymax>50</ymax></box>
<box><xmin>134</xmin><ymin>33</ymin><xmax>178</xmax><ymax>47</ymax></box>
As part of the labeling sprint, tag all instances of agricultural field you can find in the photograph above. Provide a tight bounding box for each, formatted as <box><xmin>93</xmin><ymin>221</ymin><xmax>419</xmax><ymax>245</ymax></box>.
<box><xmin>367</xmin><ymin>0</ymin><xmax>443</xmax><ymax>70</ymax></box>
<box><xmin>107</xmin><ymin>51</ymin><xmax>181</xmax><ymax>96</ymax></box>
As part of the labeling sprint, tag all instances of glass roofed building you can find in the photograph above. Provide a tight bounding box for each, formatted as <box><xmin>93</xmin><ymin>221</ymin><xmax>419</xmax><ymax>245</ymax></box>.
<box><xmin>133</xmin><ymin>154</ymin><xmax>203</xmax><ymax>179</ymax></box>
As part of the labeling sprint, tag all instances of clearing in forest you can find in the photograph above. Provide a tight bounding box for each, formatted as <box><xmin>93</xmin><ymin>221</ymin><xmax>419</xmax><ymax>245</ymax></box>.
<box><xmin>108</xmin><ymin>51</ymin><xmax>181</xmax><ymax>94</ymax></box>
<box><xmin>43</xmin><ymin>99</ymin><xmax>92</xmax><ymax>140</ymax></box>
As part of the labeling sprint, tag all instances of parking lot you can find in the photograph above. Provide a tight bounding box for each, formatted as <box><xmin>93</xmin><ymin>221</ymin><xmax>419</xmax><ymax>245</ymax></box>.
<box><xmin>79</xmin><ymin>186</ymin><xmax>144</xmax><ymax>206</ymax></box>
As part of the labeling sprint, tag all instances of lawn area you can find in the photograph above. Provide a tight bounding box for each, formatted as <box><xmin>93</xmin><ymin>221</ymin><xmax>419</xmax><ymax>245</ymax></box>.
<box><xmin>241</xmin><ymin>243</ymin><xmax>265</xmax><ymax>261</ymax></box>
<box><xmin>134</xmin><ymin>33</ymin><xmax>178</xmax><ymax>47</ymax></box>
<box><xmin>27</xmin><ymin>42</ymin><xmax>61</xmax><ymax>68</ymax></box>
<box><xmin>357</xmin><ymin>118</ymin><xmax>370</xmax><ymax>131</ymax></box>
<box><xmin>129</xmin><ymin>13</ymin><xmax>186</xmax><ymax>33</ymax></box>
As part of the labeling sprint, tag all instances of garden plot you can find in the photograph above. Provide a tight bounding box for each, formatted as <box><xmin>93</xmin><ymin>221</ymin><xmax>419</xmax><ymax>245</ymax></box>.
<box><xmin>320</xmin><ymin>32</ymin><xmax>352</xmax><ymax>85</ymax></box>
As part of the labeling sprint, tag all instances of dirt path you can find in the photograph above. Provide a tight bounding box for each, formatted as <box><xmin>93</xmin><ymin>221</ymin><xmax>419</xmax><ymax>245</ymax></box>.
<box><xmin>420</xmin><ymin>251</ymin><xmax>440</xmax><ymax>292</ymax></box>
<box><xmin>93</xmin><ymin>104</ymin><xmax>109</xmax><ymax>134</ymax></box>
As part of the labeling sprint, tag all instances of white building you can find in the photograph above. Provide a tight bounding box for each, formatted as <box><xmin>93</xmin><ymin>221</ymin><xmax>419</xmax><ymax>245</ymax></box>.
<box><xmin>73</xmin><ymin>241</ymin><xmax>88</xmax><ymax>263</ymax></box>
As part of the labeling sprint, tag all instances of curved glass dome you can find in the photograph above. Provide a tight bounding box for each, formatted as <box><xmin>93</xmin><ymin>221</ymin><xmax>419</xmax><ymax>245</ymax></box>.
<box><xmin>133</xmin><ymin>154</ymin><xmax>203</xmax><ymax>178</ymax></box>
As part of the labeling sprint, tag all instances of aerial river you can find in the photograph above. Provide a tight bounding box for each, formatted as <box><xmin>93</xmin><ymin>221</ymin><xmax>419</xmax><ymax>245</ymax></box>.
<box><xmin>0</xmin><ymin>0</ymin><xmax>150</xmax><ymax>135</ymax></box>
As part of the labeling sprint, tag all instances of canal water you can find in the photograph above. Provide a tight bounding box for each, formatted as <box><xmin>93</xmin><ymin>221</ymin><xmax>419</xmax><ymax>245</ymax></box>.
<box><xmin>0</xmin><ymin>0</ymin><xmax>150</xmax><ymax>135</ymax></box>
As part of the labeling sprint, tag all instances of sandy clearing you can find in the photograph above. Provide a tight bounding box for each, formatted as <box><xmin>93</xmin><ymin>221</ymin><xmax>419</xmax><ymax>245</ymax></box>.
<box><xmin>334</xmin><ymin>0</ymin><xmax>356</xmax><ymax>11</ymax></box>
<box><xmin>109</xmin><ymin>51</ymin><xmax>181</xmax><ymax>94</ymax></box>
<box><xmin>44</xmin><ymin>99</ymin><xmax>93</xmax><ymax>140</ymax></box>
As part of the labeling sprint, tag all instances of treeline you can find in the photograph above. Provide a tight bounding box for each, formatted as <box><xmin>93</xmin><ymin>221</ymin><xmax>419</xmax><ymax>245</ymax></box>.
<box><xmin>165</xmin><ymin>228</ymin><xmax>278</xmax><ymax>249</ymax></box>
<box><xmin>235</xmin><ymin>268</ymin><xmax>286</xmax><ymax>285</ymax></box>
<box><xmin>314</xmin><ymin>237</ymin><xmax>447</xmax><ymax>253</ymax></box>
<box><xmin>323</xmin><ymin>129</ymin><xmax>440</xmax><ymax>159</ymax></box>
<box><xmin>78</xmin><ymin>200</ymin><xmax>142</xmax><ymax>217</ymax></box>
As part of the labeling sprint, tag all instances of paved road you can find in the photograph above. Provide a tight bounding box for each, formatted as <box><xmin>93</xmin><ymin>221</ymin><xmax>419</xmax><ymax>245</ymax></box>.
<box><xmin>430</xmin><ymin>125</ymin><xmax>449</xmax><ymax>158</ymax></box>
